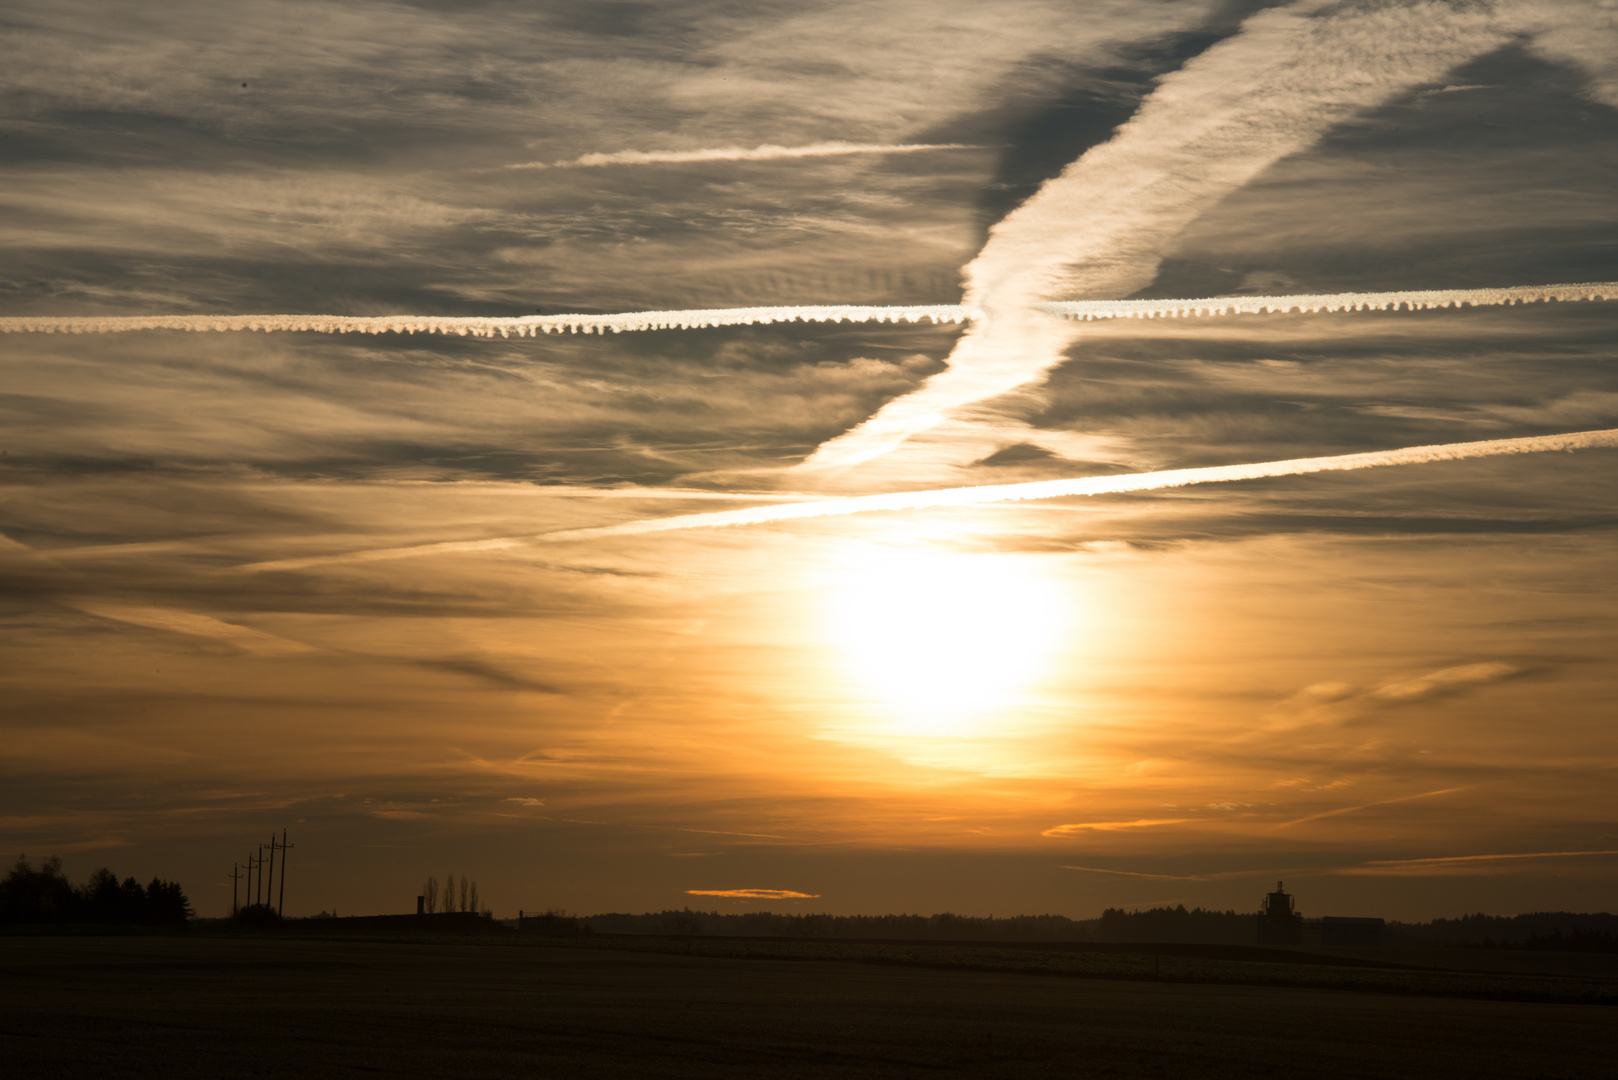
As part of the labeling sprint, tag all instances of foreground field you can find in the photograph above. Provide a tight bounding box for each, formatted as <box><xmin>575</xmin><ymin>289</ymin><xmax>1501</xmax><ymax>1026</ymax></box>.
<box><xmin>1</xmin><ymin>934</ymin><xmax>1611</xmax><ymax>1078</ymax></box>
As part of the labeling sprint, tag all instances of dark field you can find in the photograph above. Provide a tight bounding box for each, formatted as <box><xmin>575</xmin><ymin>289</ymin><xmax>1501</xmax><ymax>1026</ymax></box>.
<box><xmin>2</xmin><ymin>933</ymin><xmax>1613</xmax><ymax>1078</ymax></box>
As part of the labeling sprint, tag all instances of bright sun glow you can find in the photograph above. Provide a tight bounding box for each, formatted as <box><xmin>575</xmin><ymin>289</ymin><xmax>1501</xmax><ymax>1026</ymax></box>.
<box><xmin>821</xmin><ymin>550</ymin><xmax>1076</xmax><ymax>737</ymax></box>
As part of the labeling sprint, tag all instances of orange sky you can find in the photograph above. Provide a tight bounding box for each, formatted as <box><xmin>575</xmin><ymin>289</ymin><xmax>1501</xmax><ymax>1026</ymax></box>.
<box><xmin>3</xmin><ymin>0</ymin><xmax>1618</xmax><ymax>920</ymax></box>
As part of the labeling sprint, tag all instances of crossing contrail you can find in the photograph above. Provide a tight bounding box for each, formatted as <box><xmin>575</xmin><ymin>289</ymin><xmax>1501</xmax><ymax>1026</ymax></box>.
<box><xmin>543</xmin><ymin>427</ymin><xmax>1618</xmax><ymax>540</ymax></box>
<box><xmin>3</xmin><ymin>282</ymin><xmax>1612</xmax><ymax>338</ymax></box>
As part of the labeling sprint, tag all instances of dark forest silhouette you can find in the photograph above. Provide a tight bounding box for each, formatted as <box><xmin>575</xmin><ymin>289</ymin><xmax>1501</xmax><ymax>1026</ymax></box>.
<box><xmin>578</xmin><ymin>905</ymin><xmax>1618</xmax><ymax>950</ymax></box>
<box><xmin>1</xmin><ymin>855</ymin><xmax>192</xmax><ymax>926</ymax></box>
<box><xmin>583</xmin><ymin>906</ymin><xmax>1253</xmax><ymax>942</ymax></box>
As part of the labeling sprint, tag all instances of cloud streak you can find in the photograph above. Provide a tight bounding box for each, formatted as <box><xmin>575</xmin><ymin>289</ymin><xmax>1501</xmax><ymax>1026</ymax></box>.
<box><xmin>548</xmin><ymin>427</ymin><xmax>1618</xmax><ymax>540</ymax></box>
<box><xmin>6</xmin><ymin>282</ymin><xmax>1611</xmax><ymax>338</ymax></box>
<box><xmin>1043</xmin><ymin>819</ymin><xmax>1190</xmax><ymax>836</ymax></box>
<box><xmin>686</xmin><ymin>888</ymin><xmax>819</xmax><ymax>899</ymax></box>
<box><xmin>1273</xmin><ymin>787</ymin><xmax>1468</xmax><ymax>830</ymax></box>
<box><xmin>74</xmin><ymin>603</ymin><xmax>313</xmax><ymax>656</ymax></box>
<box><xmin>1341</xmin><ymin>849</ymin><xmax>1618</xmax><ymax>875</ymax></box>
<box><xmin>509</xmin><ymin>141</ymin><xmax>983</xmax><ymax>170</ymax></box>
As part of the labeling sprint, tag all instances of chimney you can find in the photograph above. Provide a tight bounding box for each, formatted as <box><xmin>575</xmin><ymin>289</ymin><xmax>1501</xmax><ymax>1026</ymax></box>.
<box><xmin>417</xmin><ymin>895</ymin><xmax>425</xmax><ymax>916</ymax></box>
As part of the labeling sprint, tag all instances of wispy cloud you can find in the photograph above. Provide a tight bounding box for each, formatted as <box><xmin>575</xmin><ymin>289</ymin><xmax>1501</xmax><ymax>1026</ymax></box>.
<box><xmin>1519</xmin><ymin>0</ymin><xmax>1618</xmax><ymax>108</ymax></box>
<box><xmin>1272</xmin><ymin>786</ymin><xmax>1468</xmax><ymax>830</ymax></box>
<box><xmin>1042</xmin><ymin>819</ymin><xmax>1190</xmax><ymax>836</ymax></box>
<box><xmin>1061</xmin><ymin>865</ymin><xmax>1208</xmax><ymax>880</ymax></box>
<box><xmin>1340</xmin><ymin>849</ymin><xmax>1618</xmax><ymax>875</ymax></box>
<box><xmin>509</xmin><ymin>141</ymin><xmax>983</xmax><ymax>170</ymax></box>
<box><xmin>74</xmin><ymin>602</ymin><xmax>312</xmax><ymax>656</ymax></box>
<box><xmin>1066</xmin><ymin>850</ymin><xmax>1618</xmax><ymax>883</ymax></box>
<box><xmin>686</xmin><ymin>888</ymin><xmax>819</xmax><ymax>899</ymax></box>
<box><xmin>1269</xmin><ymin>662</ymin><xmax>1523</xmax><ymax>728</ymax></box>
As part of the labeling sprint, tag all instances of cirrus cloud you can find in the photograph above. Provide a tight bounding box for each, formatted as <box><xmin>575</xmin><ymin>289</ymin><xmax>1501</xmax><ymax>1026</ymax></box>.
<box><xmin>1042</xmin><ymin>819</ymin><xmax>1191</xmax><ymax>837</ymax></box>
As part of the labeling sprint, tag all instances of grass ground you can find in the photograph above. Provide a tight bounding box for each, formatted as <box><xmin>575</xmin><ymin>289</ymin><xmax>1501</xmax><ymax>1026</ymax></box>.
<box><xmin>1</xmin><ymin>932</ymin><xmax>1612</xmax><ymax>1078</ymax></box>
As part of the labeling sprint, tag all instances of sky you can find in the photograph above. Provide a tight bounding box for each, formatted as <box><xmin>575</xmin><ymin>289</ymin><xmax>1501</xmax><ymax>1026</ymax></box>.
<box><xmin>3</xmin><ymin>0</ymin><xmax>1617</xmax><ymax>922</ymax></box>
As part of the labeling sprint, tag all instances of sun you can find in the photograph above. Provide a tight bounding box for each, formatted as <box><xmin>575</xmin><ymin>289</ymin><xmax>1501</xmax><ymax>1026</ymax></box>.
<box><xmin>820</xmin><ymin>548</ymin><xmax>1075</xmax><ymax>737</ymax></box>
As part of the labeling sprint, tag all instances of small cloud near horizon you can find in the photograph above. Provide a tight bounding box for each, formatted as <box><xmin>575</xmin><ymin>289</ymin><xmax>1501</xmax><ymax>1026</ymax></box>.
<box><xmin>687</xmin><ymin>888</ymin><xmax>820</xmax><ymax>900</ymax></box>
<box><xmin>1042</xmin><ymin>819</ymin><xmax>1192</xmax><ymax>837</ymax></box>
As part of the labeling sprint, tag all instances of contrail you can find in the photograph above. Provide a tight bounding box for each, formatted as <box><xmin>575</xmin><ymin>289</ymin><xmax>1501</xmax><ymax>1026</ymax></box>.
<box><xmin>4</xmin><ymin>282</ymin><xmax>1611</xmax><ymax>337</ymax></box>
<box><xmin>508</xmin><ymin>141</ymin><xmax>982</xmax><ymax>170</ymax></box>
<box><xmin>545</xmin><ymin>428</ymin><xmax>1618</xmax><ymax>540</ymax></box>
<box><xmin>0</xmin><ymin>305</ymin><xmax>972</xmax><ymax>338</ymax></box>
<box><xmin>1040</xmin><ymin>281</ymin><xmax>1618</xmax><ymax>321</ymax></box>
<box><xmin>797</xmin><ymin>0</ymin><xmax>1514</xmax><ymax>471</ymax></box>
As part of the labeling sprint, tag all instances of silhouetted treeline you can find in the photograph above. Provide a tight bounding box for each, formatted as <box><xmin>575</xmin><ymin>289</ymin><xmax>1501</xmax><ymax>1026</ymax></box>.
<box><xmin>585</xmin><ymin>909</ymin><xmax>1094</xmax><ymax>940</ymax></box>
<box><xmin>584</xmin><ymin>908</ymin><xmax>1245</xmax><ymax>942</ymax></box>
<box><xmin>1096</xmin><ymin>905</ymin><xmax>1254</xmax><ymax>944</ymax></box>
<box><xmin>1</xmin><ymin>856</ymin><xmax>192</xmax><ymax>927</ymax></box>
<box><xmin>1387</xmin><ymin>912</ymin><xmax>1618</xmax><ymax>951</ymax></box>
<box><xmin>580</xmin><ymin>905</ymin><xmax>1618</xmax><ymax>950</ymax></box>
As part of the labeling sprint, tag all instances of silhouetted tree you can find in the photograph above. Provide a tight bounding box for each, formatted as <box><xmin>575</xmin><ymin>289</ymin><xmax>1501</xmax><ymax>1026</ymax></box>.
<box><xmin>79</xmin><ymin>868</ymin><xmax>142</xmax><ymax>923</ymax></box>
<box><xmin>459</xmin><ymin>876</ymin><xmax>469</xmax><ymax>913</ymax></box>
<box><xmin>146</xmin><ymin>878</ymin><xmax>193</xmax><ymax>925</ymax></box>
<box><xmin>423</xmin><ymin>875</ymin><xmax>439</xmax><ymax>914</ymax></box>
<box><xmin>659</xmin><ymin>909</ymin><xmax>705</xmax><ymax>937</ymax></box>
<box><xmin>2</xmin><ymin>857</ymin><xmax>192</xmax><ymax>927</ymax></box>
<box><xmin>0</xmin><ymin>855</ymin><xmax>76</xmax><ymax>923</ymax></box>
<box><xmin>468</xmin><ymin>880</ymin><xmax>479</xmax><ymax>915</ymax></box>
<box><xmin>445</xmin><ymin>874</ymin><xmax>456</xmax><ymax>913</ymax></box>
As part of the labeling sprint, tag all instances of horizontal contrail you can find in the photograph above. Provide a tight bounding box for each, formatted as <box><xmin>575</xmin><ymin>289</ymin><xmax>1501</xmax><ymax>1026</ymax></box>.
<box><xmin>1039</xmin><ymin>281</ymin><xmax>1618</xmax><ymax>321</ymax></box>
<box><xmin>546</xmin><ymin>427</ymin><xmax>1618</xmax><ymax>539</ymax></box>
<box><xmin>4</xmin><ymin>282</ymin><xmax>1612</xmax><ymax>338</ymax></box>
<box><xmin>0</xmin><ymin>305</ymin><xmax>972</xmax><ymax>338</ymax></box>
<box><xmin>509</xmin><ymin>141</ymin><xmax>982</xmax><ymax>170</ymax></box>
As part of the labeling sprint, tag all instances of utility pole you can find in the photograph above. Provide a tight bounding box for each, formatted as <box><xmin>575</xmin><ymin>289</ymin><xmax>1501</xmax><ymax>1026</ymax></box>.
<box><xmin>255</xmin><ymin>844</ymin><xmax>264</xmax><ymax>907</ymax></box>
<box><xmin>276</xmin><ymin>829</ymin><xmax>293</xmax><ymax>917</ymax></box>
<box><xmin>230</xmin><ymin>863</ymin><xmax>243</xmax><ymax>918</ymax></box>
<box><xmin>265</xmin><ymin>834</ymin><xmax>276</xmax><ymax>914</ymax></box>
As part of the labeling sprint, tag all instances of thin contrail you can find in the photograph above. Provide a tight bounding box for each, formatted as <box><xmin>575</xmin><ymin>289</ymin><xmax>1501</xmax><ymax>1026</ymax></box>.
<box><xmin>545</xmin><ymin>427</ymin><xmax>1618</xmax><ymax>540</ymax></box>
<box><xmin>508</xmin><ymin>141</ymin><xmax>982</xmax><ymax>170</ymax></box>
<box><xmin>0</xmin><ymin>305</ymin><xmax>972</xmax><ymax>338</ymax></box>
<box><xmin>1039</xmin><ymin>281</ymin><xmax>1618</xmax><ymax>321</ymax></box>
<box><xmin>3</xmin><ymin>282</ymin><xmax>1612</xmax><ymax>338</ymax></box>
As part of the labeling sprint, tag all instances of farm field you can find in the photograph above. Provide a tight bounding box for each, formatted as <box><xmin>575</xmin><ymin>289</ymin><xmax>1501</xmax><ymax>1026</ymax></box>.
<box><xmin>1</xmin><ymin>933</ymin><xmax>1612</xmax><ymax>1078</ymax></box>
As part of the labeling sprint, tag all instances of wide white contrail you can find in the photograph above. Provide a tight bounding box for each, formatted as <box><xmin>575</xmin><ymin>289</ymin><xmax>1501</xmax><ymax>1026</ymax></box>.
<box><xmin>796</xmin><ymin>0</ymin><xmax>1514</xmax><ymax>472</ymax></box>
<box><xmin>545</xmin><ymin>427</ymin><xmax>1618</xmax><ymax>540</ymax></box>
<box><xmin>508</xmin><ymin>141</ymin><xmax>982</xmax><ymax>170</ymax></box>
<box><xmin>4</xmin><ymin>282</ymin><xmax>1612</xmax><ymax>338</ymax></box>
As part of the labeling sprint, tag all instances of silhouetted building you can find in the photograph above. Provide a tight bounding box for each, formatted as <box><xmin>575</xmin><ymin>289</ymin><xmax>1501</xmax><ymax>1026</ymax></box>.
<box><xmin>1257</xmin><ymin>882</ymin><xmax>1386</xmax><ymax>948</ymax></box>
<box><xmin>1256</xmin><ymin>881</ymin><xmax>1303</xmax><ymax>946</ymax></box>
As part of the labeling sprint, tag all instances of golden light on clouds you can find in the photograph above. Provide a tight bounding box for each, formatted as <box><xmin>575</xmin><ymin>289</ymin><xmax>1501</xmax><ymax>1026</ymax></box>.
<box><xmin>4</xmin><ymin>0</ymin><xmax>1618</xmax><ymax>924</ymax></box>
<box><xmin>687</xmin><ymin>888</ymin><xmax>821</xmax><ymax>900</ymax></box>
